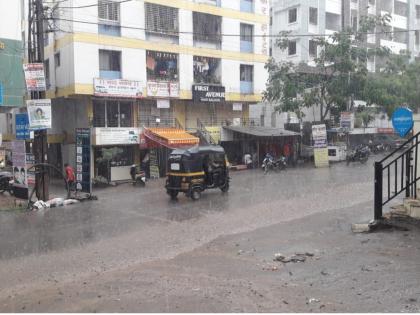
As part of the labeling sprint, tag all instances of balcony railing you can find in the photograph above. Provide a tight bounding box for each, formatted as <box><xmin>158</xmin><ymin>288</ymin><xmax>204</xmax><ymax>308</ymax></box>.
<box><xmin>98</xmin><ymin>23</ymin><xmax>121</xmax><ymax>37</ymax></box>
<box><xmin>99</xmin><ymin>70</ymin><xmax>122</xmax><ymax>79</ymax></box>
<box><xmin>240</xmin><ymin>81</ymin><xmax>254</xmax><ymax>94</ymax></box>
<box><xmin>240</xmin><ymin>40</ymin><xmax>254</xmax><ymax>53</ymax></box>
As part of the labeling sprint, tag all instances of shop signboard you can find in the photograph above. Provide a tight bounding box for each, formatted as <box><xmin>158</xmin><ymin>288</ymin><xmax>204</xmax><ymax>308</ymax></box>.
<box><xmin>26</xmin><ymin>99</ymin><xmax>52</xmax><ymax>130</ymax></box>
<box><xmin>192</xmin><ymin>84</ymin><xmax>226</xmax><ymax>102</ymax></box>
<box><xmin>233</xmin><ymin>103</ymin><xmax>243</xmax><ymax>111</ymax></box>
<box><xmin>392</xmin><ymin>107</ymin><xmax>413</xmax><ymax>137</ymax></box>
<box><xmin>149</xmin><ymin>148</ymin><xmax>160</xmax><ymax>179</ymax></box>
<box><xmin>75</xmin><ymin>128</ymin><xmax>91</xmax><ymax>194</ymax></box>
<box><xmin>93</xmin><ymin>78</ymin><xmax>144</xmax><ymax>98</ymax></box>
<box><xmin>312</xmin><ymin>124</ymin><xmax>329</xmax><ymax>168</ymax></box>
<box><xmin>93</xmin><ymin>128</ymin><xmax>140</xmax><ymax>146</ymax></box>
<box><xmin>11</xmin><ymin>140</ymin><xmax>28</xmax><ymax>199</ymax></box>
<box><xmin>15</xmin><ymin>113</ymin><xmax>30</xmax><ymax>140</ymax></box>
<box><xmin>25</xmin><ymin>153</ymin><xmax>35</xmax><ymax>185</ymax></box>
<box><xmin>147</xmin><ymin>81</ymin><xmax>179</xmax><ymax>98</ymax></box>
<box><xmin>23</xmin><ymin>63</ymin><xmax>46</xmax><ymax>92</ymax></box>
<box><xmin>157</xmin><ymin>99</ymin><xmax>170</xmax><ymax>109</ymax></box>
<box><xmin>340</xmin><ymin>112</ymin><xmax>354</xmax><ymax>130</ymax></box>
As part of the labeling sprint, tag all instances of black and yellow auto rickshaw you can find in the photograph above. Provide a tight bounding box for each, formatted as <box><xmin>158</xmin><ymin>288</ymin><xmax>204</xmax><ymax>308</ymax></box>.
<box><xmin>165</xmin><ymin>146</ymin><xmax>230</xmax><ymax>200</ymax></box>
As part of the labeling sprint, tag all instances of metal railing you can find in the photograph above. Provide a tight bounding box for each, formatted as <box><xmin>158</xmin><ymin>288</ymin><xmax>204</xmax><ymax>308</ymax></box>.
<box><xmin>374</xmin><ymin>132</ymin><xmax>420</xmax><ymax>220</ymax></box>
<box><xmin>197</xmin><ymin>118</ymin><xmax>217</xmax><ymax>145</ymax></box>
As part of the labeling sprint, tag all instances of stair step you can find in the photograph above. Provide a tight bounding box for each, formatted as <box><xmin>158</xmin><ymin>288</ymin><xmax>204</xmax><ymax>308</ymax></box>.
<box><xmin>403</xmin><ymin>198</ymin><xmax>420</xmax><ymax>219</ymax></box>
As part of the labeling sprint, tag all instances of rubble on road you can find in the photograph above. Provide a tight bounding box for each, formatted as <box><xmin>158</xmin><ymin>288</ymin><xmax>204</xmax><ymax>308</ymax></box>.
<box><xmin>273</xmin><ymin>252</ymin><xmax>315</xmax><ymax>263</ymax></box>
<box><xmin>31</xmin><ymin>198</ymin><xmax>80</xmax><ymax>211</ymax></box>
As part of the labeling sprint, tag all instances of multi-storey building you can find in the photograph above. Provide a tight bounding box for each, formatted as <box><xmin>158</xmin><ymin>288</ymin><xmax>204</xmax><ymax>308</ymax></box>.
<box><xmin>39</xmin><ymin>0</ymin><xmax>269</xmax><ymax>181</ymax></box>
<box><xmin>0</xmin><ymin>0</ymin><xmax>25</xmax><ymax>136</ymax></box>
<box><xmin>271</xmin><ymin>0</ymin><xmax>420</xmax><ymax>71</ymax></box>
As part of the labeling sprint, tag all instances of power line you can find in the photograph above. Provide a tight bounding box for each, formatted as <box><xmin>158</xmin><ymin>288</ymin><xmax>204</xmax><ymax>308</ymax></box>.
<box><xmin>50</xmin><ymin>0</ymin><xmax>133</xmax><ymax>9</ymax></box>
<box><xmin>49</xmin><ymin>17</ymin><xmax>419</xmax><ymax>38</ymax></box>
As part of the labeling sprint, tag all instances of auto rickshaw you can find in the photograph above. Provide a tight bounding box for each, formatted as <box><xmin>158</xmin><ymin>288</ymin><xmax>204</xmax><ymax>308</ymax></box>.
<box><xmin>165</xmin><ymin>146</ymin><xmax>230</xmax><ymax>200</ymax></box>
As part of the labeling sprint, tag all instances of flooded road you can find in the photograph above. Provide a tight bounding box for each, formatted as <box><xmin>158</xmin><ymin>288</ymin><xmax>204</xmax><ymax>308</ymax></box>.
<box><xmin>2</xmin><ymin>159</ymin><xmax>408</xmax><ymax>312</ymax></box>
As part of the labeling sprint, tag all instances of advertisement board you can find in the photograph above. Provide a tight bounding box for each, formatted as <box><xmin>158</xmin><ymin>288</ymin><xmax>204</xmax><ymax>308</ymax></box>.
<box><xmin>93</xmin><ymin>78</ymin><xmax>144</xmax><ymax>98</ymax></box>
<box><xmin>147</xmin><ymin>81</ymin><xmax>179</xmax><ymax>98</ymax></box>
<box><xmin>93</xmin><ymin>128</ymin><xmax>140</xmax><ymax>146</ymax></box>
<box><xmin>75</xmin><ymin>128</ymin><xmax>91</xmax><ymax>194</ymax></box>
<box><xmin>23</xmin><ymin>63</ymin><xmax>46</xmax><ymax>92</ymax></box>
<box><xmin>192</xmin><ymin>84</ymin><xmax>226</xmax><ymax>102</ymax></box>
<box><xmin>12</xmin><ymin>140</ymin><xmax>28</xmax><ymax>200</ymax></box>
<box><xmin>15</xmin><ymin>113</ymin><xmax>30</xmax><ymax>140</ymax></box>
<box><xmin>340</xmin><ymin>112</ymin><xmax>354</xmax><ymax>130</ymax></box>
<box><xmin>312</xmin><ymin>124</ymin><xmax>329</xmax><ymax>168</ymax></box>
<box><xmin>26</xmin><ymin>99</ymin><xmax>52</xmax><ymax>130</ymax></box>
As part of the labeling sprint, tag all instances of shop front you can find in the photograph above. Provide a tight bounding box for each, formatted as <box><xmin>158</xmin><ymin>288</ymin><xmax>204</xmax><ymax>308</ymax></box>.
<box><xmin>92</xmin><ymin>127</ymin><xmax>140</xmax><ymax>183</ymax></box>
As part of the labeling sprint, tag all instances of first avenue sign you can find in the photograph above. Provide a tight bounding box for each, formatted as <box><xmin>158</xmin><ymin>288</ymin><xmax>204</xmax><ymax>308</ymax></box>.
<box><xmin>193</xmin><ymin>84</ymin><xmax>226</xmax><ymax>102</ymax></box>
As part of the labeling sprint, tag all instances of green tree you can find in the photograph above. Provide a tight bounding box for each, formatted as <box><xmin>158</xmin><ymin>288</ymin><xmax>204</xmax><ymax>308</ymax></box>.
<box><xmin>264</xmin><ymin>15</ymin><xmax>391</xmax><ymax>122</ymax></box>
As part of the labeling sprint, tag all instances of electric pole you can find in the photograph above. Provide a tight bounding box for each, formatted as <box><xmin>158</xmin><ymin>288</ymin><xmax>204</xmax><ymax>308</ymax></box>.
<box><xmin>28</xmin><ymin>0</ymin><xmax>49</xmax><ymax>201</ymax></box>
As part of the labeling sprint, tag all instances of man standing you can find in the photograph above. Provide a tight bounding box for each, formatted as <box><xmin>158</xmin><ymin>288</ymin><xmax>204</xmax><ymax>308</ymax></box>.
<box><xmin>64</xmin><ymin>163</ymin><xmax>75</xmax><ymax>190</ymax></box>
<box><xmin>283</xmin><ymin>143</ymin><xmax>291</xmax><ymax>165</ymax></box>
<box><xmin>142</xmin><ymin>151</ymin><xmax>150</xmax><ymax>179</ymax></box>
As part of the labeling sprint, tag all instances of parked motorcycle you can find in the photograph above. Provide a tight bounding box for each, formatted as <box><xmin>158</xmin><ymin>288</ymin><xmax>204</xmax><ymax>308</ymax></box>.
<box><xmin>130</xmin><ymin>165</ymin><xmax>146</xmax><ymax>187</ymax></box>
<box><xmin>0</xmin><ymin>171</ymin><xmax>14</xmax><ymax>195</ymax></box>
<box><xmin>262</xmin><ymin>155</ymin><xmax>287</xmax><ymax>174</ymax></box>
<box><xmin>346</xmin><ymin>145</ymin><xmax>370</xmax><ymax>165</ymax></box>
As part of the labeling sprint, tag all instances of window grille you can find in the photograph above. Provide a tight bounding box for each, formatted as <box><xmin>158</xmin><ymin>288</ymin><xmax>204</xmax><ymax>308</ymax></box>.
<box><xmin>240</xmin><ymin>23</ymin><xmax>253</xmax><ymax>42</ymax></box>
<box><xmin>309</xmin><ymin>7</ymin><xmax>318</xmax><ymax>25</ymax></box>
<box><xmin>240</xmin><ymin>65</ymin><xmax>253</xmax><ymax>82</ymax></box>
<box><xmin>288</xmin><ymin>41</ymin><xmax>297</xmax><ymax>55</ymax></box>
<box><xmin>99</xmin><ymin>50</ymin><xmax>121</xmax><ymax>71</ymax></box>
<box><xmin>145</xmin><ymin>3</ymin><xmax>179</xmax><ymax>35</ymax></box>
<box><xmin>309</xmin><ymin>40</ymin><xmax>317</xmax><ymax>57</ymax></box>
<box><xmin>193</xmin><ymin>12</ymin><xmax>222</xmax><ymax>44</ymax></box>
<box><xmin>98</xmin><ymin>0</ymin><xmax>120</xmax><ymax>22</ymax></box>
<box><xmin>288</xmin><ymin>8</ymin><xmax>297</xmax><ymax>23</ymax></box>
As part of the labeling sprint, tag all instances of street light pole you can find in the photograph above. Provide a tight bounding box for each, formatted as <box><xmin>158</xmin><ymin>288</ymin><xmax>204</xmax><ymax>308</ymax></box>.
<box><xmin>28</xmin><ymin>0</ymin><xmax>49</xmax><ymax>201</ymax></box>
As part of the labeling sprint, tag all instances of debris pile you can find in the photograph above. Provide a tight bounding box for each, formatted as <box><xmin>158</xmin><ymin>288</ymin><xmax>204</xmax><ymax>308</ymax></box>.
<box><xmin>273</xmin><ymin>252</ymin><xmax>315</xmax><ymax>263</ymax></box>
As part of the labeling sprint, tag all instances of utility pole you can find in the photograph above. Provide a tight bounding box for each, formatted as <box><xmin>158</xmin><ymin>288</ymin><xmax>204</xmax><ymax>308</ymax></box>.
<box><xmin>28</xmin><ymin>0</ymin><xmax>49</xmax><ymax>201</ymax></box>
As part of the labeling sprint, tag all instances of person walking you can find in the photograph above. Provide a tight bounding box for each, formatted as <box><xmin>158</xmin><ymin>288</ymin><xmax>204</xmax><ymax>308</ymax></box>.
<box><xmin>64</xmin><ymin>163</ymin><xmax>75</xmax><ymax>191</ymax></box>
<box><xmin>283</xmin><ymin>143</ymin><xmax>291</xmax><ymax>165</ymax></box>
<box><xmin>141</xmin><ymin>151</ymin><xmax>150</xmax><ymax>179</ymax></box>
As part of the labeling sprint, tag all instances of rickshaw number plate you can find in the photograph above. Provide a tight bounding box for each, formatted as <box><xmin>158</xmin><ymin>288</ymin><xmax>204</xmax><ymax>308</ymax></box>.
<box><xmin>171</xmin><ymin>163</ymin><xmax>180</xmax><ymax>171</ymax></box>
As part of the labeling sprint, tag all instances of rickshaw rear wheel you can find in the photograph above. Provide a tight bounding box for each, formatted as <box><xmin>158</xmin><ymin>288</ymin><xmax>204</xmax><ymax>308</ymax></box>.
<box><xmin>221</xmin><ymin>182</ymin><xmax>229</xmax><ymax>193</ymax></box>
<box><xmin>191</xmin><ymin>188</ymin><xmax>201</xmax><ymax>201</ymax></box>
<box><xmin>168</xmin><ymin>190</ymin><xmax>178</xmax><ymax>200</ymax></box>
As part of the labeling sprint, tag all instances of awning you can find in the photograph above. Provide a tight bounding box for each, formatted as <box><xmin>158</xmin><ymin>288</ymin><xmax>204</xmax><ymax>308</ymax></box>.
<box><xmin>143</xmin><ymin>128</ymin><xmax>199</xmax><ymax>149</ymax></box>
<box><xmin>223</xmin><ymin>126</ymin><xmax>300</xmax><ymax>137</ymax></box>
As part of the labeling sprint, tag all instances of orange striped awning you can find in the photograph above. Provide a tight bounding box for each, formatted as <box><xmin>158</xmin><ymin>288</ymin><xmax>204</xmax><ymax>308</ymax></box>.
<box><xmin>144</xmin><ymin>128</ymin><xmax>199</xmax><ymax>148</ymax></box>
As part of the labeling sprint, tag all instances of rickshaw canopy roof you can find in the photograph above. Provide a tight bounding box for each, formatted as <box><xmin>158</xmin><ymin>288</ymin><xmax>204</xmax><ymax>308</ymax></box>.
<box><xmin>171</xmin><ymin>145</ymin><xmax>225</xmax><ymax>157</ymax></box>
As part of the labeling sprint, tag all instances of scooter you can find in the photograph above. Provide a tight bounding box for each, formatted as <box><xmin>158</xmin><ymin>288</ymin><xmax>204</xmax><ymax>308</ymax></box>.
<box><xmin>130</xmin><ymin>165</ymin><xmax>146</xmax><ymax>187</ymax></box>
<box><xmin>346</xmin><ymin>145</ymin><xmax>370</xmax><ymax>165</ymax></box>
<box><xmin>0</xmin><ymin>171</ymin><xmax>14</xmax><ymax>195</ymax></box>
<box><xmin>262</xmin><ymin>155</ymin><xmax>287</xmax><ymax>174</ymax></box>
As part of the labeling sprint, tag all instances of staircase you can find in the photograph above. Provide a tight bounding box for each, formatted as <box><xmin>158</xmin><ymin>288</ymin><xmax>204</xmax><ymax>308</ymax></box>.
<box><xmin>196</xmin><ymin>119</ymin><xmax>218</xmax><ymax>145</ymax></box>
<box><xmin>374</xmin><ymin>132</ymin><xmax>420</xmax><ymax>220</ymax></box>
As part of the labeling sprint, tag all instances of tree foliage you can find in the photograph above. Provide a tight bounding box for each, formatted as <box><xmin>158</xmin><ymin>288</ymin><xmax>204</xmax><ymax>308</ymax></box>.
<box><xmin>264</xmin><ymin>14</ymin><xmax>391</xmax><ymax>122</ymax></box>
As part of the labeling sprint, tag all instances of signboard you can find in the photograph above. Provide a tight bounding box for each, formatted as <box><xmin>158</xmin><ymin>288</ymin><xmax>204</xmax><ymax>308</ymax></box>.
<box><xmin>93</xmin><ymin>128</ymin><xmax>140</xmax><ymax>146</ymax></box>
<box><xmin>157</xmin><ymin>99</ymin><xmax>170</xmax><ymax>109</ymax></box>
<box><xmin>147</xmin><ymin>81</ymin><xmax>179</xmax><ymax>98</ymax></box>
<box><xmin>340</xmin><ymin>112</ymin><xmax>354</xmax><ymax>130</ymax></box>
<box><xmin>12</xmin><ymin>140</ymin><xmax>28</xmax><ymax>199</ymax></box>
<box><xmin>312</xmin><ymin>124</ymin><xmax>329</xmax><ymax>168</ymax></box>
<box><xmin>149</xmin><ymin>148</ymin><xmax>160</xmax><ymax>179</ymax></box>
<box><xmin>0</xmin><ymin>149</ymin><xmax>5</xmax><ymax>168</ymax></box>
<box><xmin>392</xmin><ymin>107</ymin><xmax>413</xmax><ymax>137</ymax></box>
<box><xmin>93</xmin><ymin>78</ymin><xmax>144</xmax><ymax>98</ymax></box>
<box><xmin>25</xmin><ymin>154</ymin><xmax>35</xmax><ymax>185</ymax></box>
<box><xmin>233</xmin><ymin>103</ymin><xmax>243</xmax><ymax>111</ymax></box>
<box><xmin>377</xmin><ymin>128</ymin><xmax>395</xmax><ymax>134</ymax></box>
<box><xmin>0</xmin><ymin>83</ymin><xmax>3</xmax><ymax>105</ymax></box>
<box><xmin>23</xmin><ymin>63</ymin><xmax>46</xmax><ymax>92</ymax></box>
<box><xmin>75</xmin><ymin>128</ymin><xmax>91</xmax><ymax>194</ymax></box>
<box><xmin>15</xmin><ymin>113</ymin><xmax>30</xmax><ymax>140</ymax></box>
<box><xmin>192</xmin><ymin>84</ymin><xmax>226</xmax><ymax>102</ymax></box>
<box><xmin>26</xmin><ymin>99</ymin><xmax>52</xmax><ymax>130</ymax></box>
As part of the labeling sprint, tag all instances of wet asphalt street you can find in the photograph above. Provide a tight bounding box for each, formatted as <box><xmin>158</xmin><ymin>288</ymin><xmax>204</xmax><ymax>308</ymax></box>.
<box><xmin>1</xmin><ymin>158</ymin><xmax>419</xmax><ymax>312</ymax></box>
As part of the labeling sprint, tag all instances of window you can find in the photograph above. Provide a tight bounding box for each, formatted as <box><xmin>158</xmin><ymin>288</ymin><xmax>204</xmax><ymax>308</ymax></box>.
<box><xmin>394</xmin><ymin>0</ymin><xmax>407</xmax><ymax>17</ymax></box>
<box><xmin>146</xmin><ymin>50</ymin><xmax>178</xmax><ymax>81</ymax></box>
<box><xmin>369</xmin><ymin>0</ymin><xmax>375</xmax><ymax>5</ymax></box>
<box><xmin>351</xmin><ymin>11</ymin><xmax>358</xmax><ymax>32</ymax></box>
<box><xmin>99</xmin><ymin>50</ymin><xmax>121</xmax><ymax>79</ymax></box>
<box><xmin>416</xmin><ymin>31</ymin><xmax>420</xmax><ymax>46</ymax></box>
<box><xmin>417</xmin><ymin>5</ymin><xmax>420</xmax><ymax>19</ymax></box>
<box><xmin>98</xmin><ymin>0</ymin><xmax>121</xmax><ymax>36</ymax></box>
<box><xmin>93</xmin><ymin>100</ymin><xmax>132</xmax><ymax>128</ymax></box>
<box><xmin>145</xmin><ymin>3</ymin><xmax>179</xmax><ymax>36</ymax></box>
<box><xmin>193</xmin><ymin>56</ymin><xmax>221</xmax><ymax>84</ymax></box>
<box><xmin>240</xmin><ymin>0</ymin><xmax>253</xmax><ymax>13</ymax></box>
<box><xmin>309</xmin><ymin>40</ymin><xmax>317</xmax><ymax>57</ymax></box>
<box><xmin>240</xmin><ymin>65</ymin><xmax>253</xmax><ymax>82</ymax></box>
<box><xmin>193</xmin><ymin>12</ymin><xmax>222</xmax><ymax>46</ymax></box>
<box><xmin>309</xmin><ymin>7</ymin><xmax>318</xmax><ymax>25</ymax></box>
<box><xmin>54</xmin><ymin>52</ymin><xmax>60</xmax><ymax>68</ymax></box>
<box><xmin>240</xmin><ymin>23</ymin><xmax>254</xmax><ymax>53</ymax></box>
<box><xmin>288</xmin><ymin>8</ymin><xmax>297</xmax><ymax>24</ymax></box>
<box><xmin>288</xmin><ymin>40</ymin><xmax>297</xmax><ymax>55</ymax></box>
